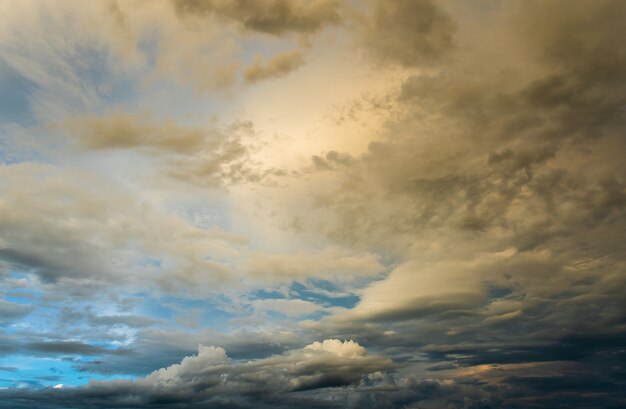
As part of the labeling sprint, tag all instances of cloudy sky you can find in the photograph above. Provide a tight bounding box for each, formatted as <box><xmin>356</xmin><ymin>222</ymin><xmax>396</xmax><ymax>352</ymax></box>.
<box><xmin>0</xmin><ymin>0</ymin><xmax>625</xmax><ymax>408</ymax></box>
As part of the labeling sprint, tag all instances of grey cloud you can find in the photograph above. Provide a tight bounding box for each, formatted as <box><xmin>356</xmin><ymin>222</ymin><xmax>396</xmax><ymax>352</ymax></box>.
<box><xmin>145</xmin><ymin>339</ymin><xmax>393</xmax><ymax>392</ymax></box>
<box><xmin>58</xmin><ymin>306</ymin><xmax>160</xmax><ymax>329</ymax></box>
<box><xmin>64</xmin><ymin>114</ymin><xmax>206</xmax><ymax>154</ymax></box>
<box><xmin>8</xmin><ymin>368</ymin><xmax>623</xmax><ymax>409</ymax></box>
<box><xmin>172</xmin><ymin>0</ymin><xmax>341</xmax><ymax>36</ymax></box>
<box><xmin>0</xmin><ymin>340</ymin><xmax>394</xmax><ymax>408</ymax></box>
<box><xmin>287</xmin><ymin>2</ymin><xmax>626</xmax><ymax>406</ymax></box>
<box><xmin>358</xmin><ymin>0</ymin><xmax>456</xmax><ymax>66</ymax></box>
<box><xmin>311</xmin><ymin>151</ymin><xmax>355</xmax><ymax>171</ymax></box>
<box><xmin>0</xmin><ymin>331</ymin><xmax>129</xmax><ymax>358</ymax></box>
<box><xmin>1</xmin><ymin>1</ymin><xmax>625</xmax><ymax>408</ymax></box>
<box><xmin>70</xmin><ymin>326</ymin><xmax>305</xmax><ymax>376</ymax></box>
<box><xmin>26</xmin><ymin>341</ymin><xmax>129</xmax><ymax>356</ymax></box>
<box><xmin>63</xmin><ymin>115</ymin><xmax>257</xmax><ymax>186</ymax></box>
<box><xmin>0</xmin><ymin>299</ymin><xmax>34</xmax><ymax>324</ymax></box>
<box><xmin>0</xmin><ymin>165</ymin><xmax>124</xmax><ymax>284</ymax></box>
<box><xmin>0</xmin><ymin>162</ymin><xmax>247</xmax><ymax>288</ymax></box>
<box><xmin>244</xmin><ymin>51</ymin><xmax>305</xmax><ymax>84</ymax></box>
<box><xmin>87</xmin><ymin>314</ymin><xmax>160</xmax><ymax>328</ymax></box>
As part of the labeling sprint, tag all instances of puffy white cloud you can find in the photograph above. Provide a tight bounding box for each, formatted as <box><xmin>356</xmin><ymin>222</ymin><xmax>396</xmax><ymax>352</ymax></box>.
<box><xmin>144</xmin><ymin>338</ymin><xmax>393</xmax><ymax>393</ymax></box>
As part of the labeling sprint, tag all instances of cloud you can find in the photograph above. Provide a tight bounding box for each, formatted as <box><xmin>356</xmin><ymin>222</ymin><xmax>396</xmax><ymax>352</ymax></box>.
<box><xmin>241</xmin><ymin>246</ymin><xmax>383</xmax><ymax>283</ymax></box>
<box><xmin>0</xmin><ymin>339</ymin><xmax>394</xmax><ymax>408</ymax></box>
<box><xmin>25</xmin><ymin>341</ymin><xmax>129</xmax><ymax>356</ymax></box>
<box><xmin>252</xmin><ymin>298</ymin><xmax>321</xmax><ymax>317</ymax></box>
<box><xmin>0</xmin><ymin>161</ymin><xmax>384</xmax><ymax>296</ymax></box>
<box><xmin>0</xmin><ymin>163</ymin><xmax>242</xmax><ymax>287</ymax></box>
<box><xmin>245</xmin><ymin>51</ymin><xmax>305</xmax><ymax>84</ymax></box>
<box><xmin>0</xmin><ymin>1</ymin><xmax>625</xmax><ymax>408</ymax></box>
<box><xmin>0</xmin><ymin>299</ymin><xmax>33</xmax><ymax>324</ymax></box>
<box><xmin>357</xmin><ymin>0</ymin><xmax>456</xmax><ymax>66</ymax></box>
<box><xmin>277</xmin><ymin>3</ymin><xmax>626</xmax><ymax>404</ymax></box>
<box><xmin>62</xmin><ymin>114</ymin><xmax>260</xmax><ymax>186</ymax></box>
<box><xmin>64</xmin><ymin>114</ymin><xmax>206</xmax><ymax>153</ymax></box>
<box><xmin>172</xmin><ymin>0</ymin><xmax>341</xmax><ymax>36</ymax></box>
<box><xmin>146</xmin><ymin>338</ymin><xmax>392</xmax><ymax>392</ymax></box>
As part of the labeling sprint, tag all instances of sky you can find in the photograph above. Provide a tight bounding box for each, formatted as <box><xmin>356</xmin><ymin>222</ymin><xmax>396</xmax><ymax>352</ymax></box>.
<box><xmin>0</xmin><ymin>0</ymin><xmax>624</xmax><ymax>408</ymax></box>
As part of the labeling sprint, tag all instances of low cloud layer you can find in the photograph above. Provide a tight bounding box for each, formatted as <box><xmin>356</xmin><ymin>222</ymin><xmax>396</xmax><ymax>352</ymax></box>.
<box><xmin>0</xmin><ymin>340</ymin><xmax>395</xmax><ymax>408</ymax></box>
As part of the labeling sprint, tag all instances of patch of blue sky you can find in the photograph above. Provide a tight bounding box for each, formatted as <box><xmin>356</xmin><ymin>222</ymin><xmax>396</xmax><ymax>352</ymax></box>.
<box><xmin>54</xmin><ymin>46</ymin><xmax>126</xmax><ymax>112</ymax></box>
<box><xmin>290</xmin><ymin>280</ymin><xmax>360</xmax><ymax>309</ymax></box>
<box><xmin>0</xmin><ymin>57</ymin><xmax>37</xmax><ymax>127</ymax></box>
<box><xmin>94</xmin><ymin>76</ymin><xmax>138</xmax><ymax>109</ymax></box>
<box><xmin>159</xmin><ymin>294</ymin><xmax>243</xmax><ymax>331</ymax></box>
<box><xmin>2</xmin><ymin>292</ymin><xmax>36</xmax><ymax>305</ymax></box>
<box><xmin>134</xmin><ymin>292</ymin><xmax>251</xmax><ymax>332</ymax></box>
<box><xmin>120</xmin><ymin>76</ymin><xmax>231</xmax><ymax>124</ymax></box>
<box><xmin>486</xmin><ymin>284</ymin><xmax>514</xmax><ymax>300</ymax></box>
<box><xmin>65</xmin><ymin>45</ymin><xmax>146</xmax><ymax>112</ymax></box>
<box><xmin>138</xmin><ymin>258</ymin><xmax>162</xmax><ymax>269</ymax></box>
<box><xmin>4</xmin><ymin>307</ymin><xmax>56</xmax><ymax>336</ymax></box>
<box><xmin>0</xmin><ymin>356</ymin><xmax>133</xmax><ymax>388</ymax></box>
<box><xmin>245</xmin><ymin>281</ymin><xmax>359</xmax><ymax>312</ymax></box>
<box><xmin>248</xmin><ymin>288</ymin><xmax>289</xmax><ymax>300</ymax></box>
<box><xmin>0</xmin><ymin>127</ymin><xmax>56</xmax><ymax>166</ymax></box>
<box><xmin>136</xmin><ymin>296</ymin><xmax>176</xmax><ymax>322</ymax></box>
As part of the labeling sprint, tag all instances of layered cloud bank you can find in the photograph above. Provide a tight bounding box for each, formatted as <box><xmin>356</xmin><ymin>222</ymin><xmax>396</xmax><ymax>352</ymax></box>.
<box><xmin>0</xmin><ymin>340</ymin><xmax>397</xmax><ymax>408</ymax></box>
<box><xmin>0</xmin><ymin>0</ymin><xmax>625</xmax><ymax>408</ymax></box>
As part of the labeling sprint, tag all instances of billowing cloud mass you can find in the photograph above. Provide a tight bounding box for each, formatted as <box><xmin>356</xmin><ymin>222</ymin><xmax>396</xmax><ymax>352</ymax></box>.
<box><xmin>0</xmin><ymin>340</ymin><xmax>394</xmax><ymax>408</ymax></box>
<box><xmin>0</xmin><ymin>0</ymin><xmax>625</xmax><ymax>408</ymax></box>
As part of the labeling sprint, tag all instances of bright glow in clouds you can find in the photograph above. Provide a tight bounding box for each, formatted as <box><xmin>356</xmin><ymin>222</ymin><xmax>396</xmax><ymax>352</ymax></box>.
<box><xmin>0</xmin><ymin>1</ymin><xmax>625</xmax><ymax>408</ymax></box>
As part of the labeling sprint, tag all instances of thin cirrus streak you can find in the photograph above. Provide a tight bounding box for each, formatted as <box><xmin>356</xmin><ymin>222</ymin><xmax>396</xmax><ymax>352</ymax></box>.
<box><xmin>0</xmin><ymin>0</ymin><xmax>624</xmax><ymax>408</ymax></box>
